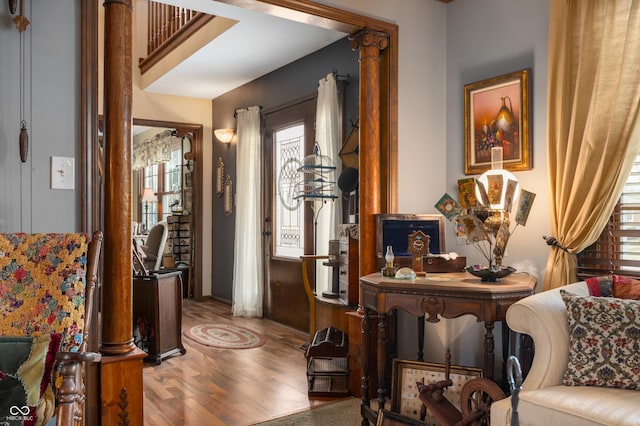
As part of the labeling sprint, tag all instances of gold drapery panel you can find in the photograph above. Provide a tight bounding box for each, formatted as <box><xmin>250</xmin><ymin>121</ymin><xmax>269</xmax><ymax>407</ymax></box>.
<box><xmin>544</xmin><ymin>0</ymin><xmax>640</xmax><ymax>289</ymax></box>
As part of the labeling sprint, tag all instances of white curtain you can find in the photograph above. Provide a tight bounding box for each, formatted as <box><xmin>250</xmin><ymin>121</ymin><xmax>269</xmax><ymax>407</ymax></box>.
<box><xmin>232</xmin><ymin>106</ymin><xmax>263</xmax><ymax>317</ymax></box>
<box><xmin>315</xmin><ymin>73</ymin><xmax>341</xmax><ymax>295</ymax></box>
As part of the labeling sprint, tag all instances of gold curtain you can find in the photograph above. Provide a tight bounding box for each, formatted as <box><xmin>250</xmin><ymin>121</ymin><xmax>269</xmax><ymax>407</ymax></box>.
<box><xmin>544</xmin><ymin>0</ymin><xmax>640</xmax><ymax>290</ymax></box>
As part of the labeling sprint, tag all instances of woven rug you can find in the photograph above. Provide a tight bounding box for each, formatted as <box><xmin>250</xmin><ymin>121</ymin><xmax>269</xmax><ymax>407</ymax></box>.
<box><xmin>184</xmin><ymin>324</ymin><xmax>265</xmax><ymax>349</ymax></box>
<box><xmin>252</xmin><ymin>398</ymin><xmax>363</xmax><ymax>425</ymax></box>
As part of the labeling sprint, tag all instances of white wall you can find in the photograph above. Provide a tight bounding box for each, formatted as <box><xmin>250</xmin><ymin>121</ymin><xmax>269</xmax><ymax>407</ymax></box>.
<box><xmin>0</xmin><ymin>0</ymin><xmax>79</xmax><ymax>232</ymax></box>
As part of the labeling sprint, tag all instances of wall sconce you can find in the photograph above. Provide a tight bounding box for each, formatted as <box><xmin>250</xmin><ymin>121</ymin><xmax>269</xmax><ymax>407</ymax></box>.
<box><xmin>214</xmin><ymin>128</ymin><xmax>235</xmax><ymax>146</ymax></box>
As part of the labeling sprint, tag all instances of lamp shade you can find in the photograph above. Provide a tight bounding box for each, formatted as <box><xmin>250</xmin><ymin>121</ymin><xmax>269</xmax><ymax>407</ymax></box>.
<box><xmin>140</xmin><ymin>187</ymin><xmax>157</xmax><ymax>203</ymax></box>
<box><xmin>214</xmin><ymin>128</ymin><xmax>235</xmax><ymax>144</ymax></box>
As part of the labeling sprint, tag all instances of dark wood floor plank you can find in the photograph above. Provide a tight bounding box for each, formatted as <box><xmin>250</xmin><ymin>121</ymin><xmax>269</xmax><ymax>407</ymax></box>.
<box><xmin>143</xmin><ymin>299</ymin><xmax>343</xmax><ymax>425</ymax></box>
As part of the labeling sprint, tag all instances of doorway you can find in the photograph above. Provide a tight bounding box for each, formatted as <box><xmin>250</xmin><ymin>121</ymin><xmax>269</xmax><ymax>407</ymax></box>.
<box><xmin>262</xmin><ymin>95</ymin><xmax>317</xmax><ymax>330</ymax></box>
<box><xmin>133</xmin><ymin>118</ymin><xmax>204</xmax><ymax>299</ymax></box>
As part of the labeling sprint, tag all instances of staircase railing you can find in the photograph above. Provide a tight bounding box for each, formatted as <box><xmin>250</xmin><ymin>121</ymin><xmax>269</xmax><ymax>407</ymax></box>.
<box><xmin>139</xmin><ymin>2</ymin><xmax>214</xmax><ymax>74</ymax></box>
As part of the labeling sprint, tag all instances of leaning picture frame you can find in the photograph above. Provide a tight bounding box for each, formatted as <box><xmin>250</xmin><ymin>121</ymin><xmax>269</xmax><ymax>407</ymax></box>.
<box><xmin>464</xmin><ymin>68</ymin><xmax>531</xmax><ymax>175</ymax></box>
<box><xmin>391</xmin><ymin>359</ymin><xmax>483</xmax><ymax>423</ymax></box>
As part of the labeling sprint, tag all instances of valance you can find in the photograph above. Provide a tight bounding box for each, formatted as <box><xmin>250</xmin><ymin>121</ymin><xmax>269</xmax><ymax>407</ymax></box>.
<box><xmin>133</xmin><ymin>129</ymin><xmax>173</xmax><ymax>170</ymax></box>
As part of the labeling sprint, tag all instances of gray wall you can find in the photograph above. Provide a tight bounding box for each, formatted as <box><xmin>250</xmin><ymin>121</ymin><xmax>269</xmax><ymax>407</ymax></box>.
<box><xmin>211</xmin><ymin>37</ymin><xmax>359</xmax><ymax>301</ymax></box>
<box><xmin>0</xmin><ymin>0</ymin><xmax>79</xmax><ymax>232</ymax></box>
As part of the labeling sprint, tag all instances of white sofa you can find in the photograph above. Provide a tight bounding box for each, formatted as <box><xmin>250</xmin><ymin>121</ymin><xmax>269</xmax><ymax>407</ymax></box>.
<box><xmin>491</xmin><ymin>281</ymin><xmax>640</xmax><ymax>426</ymax></box>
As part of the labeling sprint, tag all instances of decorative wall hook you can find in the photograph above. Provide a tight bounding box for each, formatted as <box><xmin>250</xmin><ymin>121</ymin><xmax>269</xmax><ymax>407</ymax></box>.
<box><xmin>19</xmin><ymin>120</ymin><xmax>28</xmax><ymax>162</ymax></box>
<box><xmin>12</xmin><ymin>0</ymin><xmax>29</xmax><ymax>32</ymax></box>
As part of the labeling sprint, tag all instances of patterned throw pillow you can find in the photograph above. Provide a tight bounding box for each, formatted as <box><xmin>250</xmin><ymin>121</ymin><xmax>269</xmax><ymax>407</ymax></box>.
<box><xmin>585</xmin><ymin>275</ymin><xmax>614</xmax><ymax>297</ymax></box>
<box><xmin>561</xmin><ymin>290</ymin><xmax>640</xmax><ymax>390</ymax></box>
<box><xmin>612</xmin><ymin>274</ymin><xmax>640</xmax><ymax>300</ymax></box>
<box><xmin>0</xmin><ymin>333</ymin><xmax>61</xmax><ymax>426</ymax></box>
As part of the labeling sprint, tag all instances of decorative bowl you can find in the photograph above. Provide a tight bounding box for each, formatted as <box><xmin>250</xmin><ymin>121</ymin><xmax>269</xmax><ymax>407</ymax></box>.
<box><xmin>465</xmin><ymin>266</ymin><xmax>516</xmax><ymax>282</ymax></box>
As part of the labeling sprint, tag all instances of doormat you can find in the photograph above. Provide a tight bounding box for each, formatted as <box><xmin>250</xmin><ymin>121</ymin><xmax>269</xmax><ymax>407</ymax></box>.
<box><xmin>184</xmin><ymin>324</ymin><xmax>265</xmax><ymax>349</ymax></box>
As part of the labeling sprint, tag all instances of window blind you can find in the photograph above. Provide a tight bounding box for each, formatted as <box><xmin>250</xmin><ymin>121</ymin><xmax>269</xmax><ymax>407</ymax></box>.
<box><xmin>577</xmin><ymin>153</ymin><xmax>640</xmax><ymax>279</ymax></box>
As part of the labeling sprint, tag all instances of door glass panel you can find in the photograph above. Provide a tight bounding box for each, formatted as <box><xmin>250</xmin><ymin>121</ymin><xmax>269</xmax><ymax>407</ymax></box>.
<box><xmin>274</xmin><ymin>124</ymin><xmax>305</xmax><ymax>259</ymax></box>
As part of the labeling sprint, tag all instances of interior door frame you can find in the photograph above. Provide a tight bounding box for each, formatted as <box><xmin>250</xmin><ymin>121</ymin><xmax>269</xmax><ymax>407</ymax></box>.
<box><xmin>81</xmin><ymin>0</ymin><xmax>398</xmax><ymax>284</ymax></box>
<box><xmin>133</xmin><ymin>117</ymin><xmax>204</xmax><ymax>301</ymax></box>
<box><xmin>79</xmin><ymin>0</ymin><xmax>397</xmax><ymax>422</ymax></box>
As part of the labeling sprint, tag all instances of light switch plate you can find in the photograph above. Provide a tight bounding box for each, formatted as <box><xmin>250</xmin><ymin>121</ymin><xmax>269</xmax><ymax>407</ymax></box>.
<box><xmin>51</xmin><ymin>156</ymin><xmax>75</xmax><ymax>190</ymax></box>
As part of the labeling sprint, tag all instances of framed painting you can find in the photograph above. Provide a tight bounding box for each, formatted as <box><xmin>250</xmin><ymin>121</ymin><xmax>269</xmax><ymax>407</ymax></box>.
<box><xmin>464</xmin><ymin>68</ymin><xmax>531</xmax><ymax>175</ymax></box>
<box><xmin>391</xmin><ymin>359</ymin><xmax>483</xmax><ymax>423</ymax></box>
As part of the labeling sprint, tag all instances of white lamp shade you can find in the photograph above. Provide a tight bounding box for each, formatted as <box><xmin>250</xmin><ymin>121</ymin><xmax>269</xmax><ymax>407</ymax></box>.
<box><xmin>215</xmin><ymin>128</ymin><xmax>235</xmax><ymax>144</ymax></box>
<box><xmin>140</xmin><ymin>188</ymin><xmax>157</xmax><ymax>202</ymax></box>
<box><xmin>476</xmin><ymin>169</ymin><xmax>519</xmax><ymax>212</ymax></box>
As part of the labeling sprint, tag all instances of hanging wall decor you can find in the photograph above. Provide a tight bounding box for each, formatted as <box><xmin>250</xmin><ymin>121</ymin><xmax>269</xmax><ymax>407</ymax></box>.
<box><xmin>14</xmin><ymin>0</ymin><xmax>30</xmax><ymax>162</ymax></box>
<box><xmin>224</xmin><ymin>175</ymin><xmax>233</xmax><ymax>216</ymax></box>
<box><xmin>216</xmin><ymin>157</ymin><xmax>224</xmax><ymax>197</ymax></box>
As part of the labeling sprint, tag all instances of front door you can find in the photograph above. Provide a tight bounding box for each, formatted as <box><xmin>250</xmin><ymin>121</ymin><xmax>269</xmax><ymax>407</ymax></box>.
<box><xmin>262</xmin><ymin>96</ymin><xmax>316</xmax><ymax>331</ymax></box>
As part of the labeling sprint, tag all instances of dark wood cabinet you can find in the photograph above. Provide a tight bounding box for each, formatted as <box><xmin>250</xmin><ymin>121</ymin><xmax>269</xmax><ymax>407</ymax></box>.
<box><xmin>133</xmin><ymin>271</ymin><xmax>186</xmax><ymax>364</ymax></box>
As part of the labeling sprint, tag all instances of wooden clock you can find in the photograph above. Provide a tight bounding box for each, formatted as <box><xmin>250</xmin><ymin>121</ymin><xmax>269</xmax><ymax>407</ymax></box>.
<box><xmin>408</xmin><ymin>230</ymin><xmax>430</xmax><ymax>276</ymax></box>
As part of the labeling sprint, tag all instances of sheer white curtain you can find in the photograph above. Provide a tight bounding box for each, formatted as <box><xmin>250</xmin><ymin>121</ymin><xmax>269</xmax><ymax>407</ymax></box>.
<box><xmin>232</xmin><ymin>106</ymin><xmax>263</xmax><ymax>317</ymax></box>
<box><xmin>315</xmin><ymin>73</ymin><xmax>341</xmax><ymax>295</ymax></box>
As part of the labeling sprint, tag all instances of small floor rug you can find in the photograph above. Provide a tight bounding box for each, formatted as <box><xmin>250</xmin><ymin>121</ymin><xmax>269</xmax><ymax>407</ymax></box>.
<box><xmin>184</xmin><ymin>324</ymin><xmax>265</xmax><ymax>349</ymax></box>
<box><xmin>252</xmin><ymin>398</ymin><xmax>363</xmax><ymax>426</ymax></box>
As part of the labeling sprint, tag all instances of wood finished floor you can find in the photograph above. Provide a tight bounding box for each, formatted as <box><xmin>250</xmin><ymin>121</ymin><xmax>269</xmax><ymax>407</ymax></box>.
<box><xmin>142</xmin><ymin>298</ymin><xmax>347</xmax><ymax>425</ymax></box>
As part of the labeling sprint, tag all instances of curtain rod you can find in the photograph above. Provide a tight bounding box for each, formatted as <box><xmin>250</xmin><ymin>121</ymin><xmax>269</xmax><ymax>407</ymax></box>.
<box><xmin>234</xmin><ymin>106</ymin><xmax>263</xmax><ymax>118</ymax></box>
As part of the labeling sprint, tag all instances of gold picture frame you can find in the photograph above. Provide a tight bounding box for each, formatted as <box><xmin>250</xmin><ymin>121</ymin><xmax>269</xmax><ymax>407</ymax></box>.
<box><xmin>464</xmin><ymin>68</ymin><xmax>531</xmax><ymax>175</ymax></box>
<box><xmin>391</xmin><ymin>359</ymin><xmax>483</xmax><ymax>422</ymax></box>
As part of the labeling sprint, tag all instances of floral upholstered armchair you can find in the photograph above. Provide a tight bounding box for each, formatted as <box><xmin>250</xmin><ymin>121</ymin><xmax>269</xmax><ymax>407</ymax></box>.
<box><xmin>0</xmin><ymin>232</ymin><xmax>103</xmax><ymax>426</ymax></box>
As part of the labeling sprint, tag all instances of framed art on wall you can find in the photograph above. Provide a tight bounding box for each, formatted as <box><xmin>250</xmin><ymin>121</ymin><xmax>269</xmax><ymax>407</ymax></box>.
<box><xmin>391</xmin><ymin>359</ymin><xmax>483</xmax><ymax>422</ymax></box>
<box><xmin>464</xmin><ymin>68</ymin><xmax>531</xmax><ymax>175</ymax></box>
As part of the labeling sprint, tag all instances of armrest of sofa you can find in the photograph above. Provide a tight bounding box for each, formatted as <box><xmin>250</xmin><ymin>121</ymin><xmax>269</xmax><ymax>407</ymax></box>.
<box><xmin>506</xmin><ymin>281</ymin><xmax>589</xmax><ymax>391</ymax></box>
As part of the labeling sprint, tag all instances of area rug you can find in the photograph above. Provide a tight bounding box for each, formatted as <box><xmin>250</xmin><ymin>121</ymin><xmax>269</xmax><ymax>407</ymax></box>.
<box><xmin>252</xmin><ymin>397</ymin><xmax>363</xmax><ymax>426</ymax></box>
<box><xmin>183</xmin><ymin>324</ymin><xmax>265</xmax><ymax>349</ymax></box>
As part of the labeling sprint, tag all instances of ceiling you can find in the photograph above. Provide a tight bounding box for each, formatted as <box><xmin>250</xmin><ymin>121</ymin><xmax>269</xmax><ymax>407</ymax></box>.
<box><xmin>144</xmin><ymin>0</ymin><xmax>348</xmax><ymax>100</ymax></box>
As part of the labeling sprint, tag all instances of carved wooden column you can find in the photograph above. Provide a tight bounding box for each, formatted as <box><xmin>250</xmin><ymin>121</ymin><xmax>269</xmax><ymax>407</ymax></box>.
<box><xmin>350</xmin><ymin>29</ymin><xmax>389</xmax><ymax>279</ymax></box>
<box><xmin>101</xmin><ymin>1</ymin><xmax>145</xmax><ymax>424</ymax></box>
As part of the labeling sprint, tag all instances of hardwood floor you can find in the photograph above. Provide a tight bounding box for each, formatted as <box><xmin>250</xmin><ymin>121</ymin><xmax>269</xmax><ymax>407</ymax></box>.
<box><xmin>142</xmin><ymin>298</ymin><xmax>347</xmax><ymax>425</ymax></box>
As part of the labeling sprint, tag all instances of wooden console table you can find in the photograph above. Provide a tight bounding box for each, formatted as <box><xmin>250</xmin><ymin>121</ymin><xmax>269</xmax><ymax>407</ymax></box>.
<box><xmin>358</xmin><ymin>271</ymin><xmax>536</xmax><ymax>425</ymax></box>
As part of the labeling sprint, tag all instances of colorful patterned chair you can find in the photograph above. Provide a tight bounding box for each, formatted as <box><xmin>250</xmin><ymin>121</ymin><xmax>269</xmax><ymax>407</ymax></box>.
<box><xmin>0</xmin><ymin>232</ymin><xmax>103</xmax><ymax>426</ymax></box>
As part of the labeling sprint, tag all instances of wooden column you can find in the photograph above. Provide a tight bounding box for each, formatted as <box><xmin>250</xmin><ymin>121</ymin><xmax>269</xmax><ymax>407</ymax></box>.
<box><xmin>102</xmin><ymin>0</ymin><xmax>136</xmax><ymax>356</ymax></box>
<box><xmin>350</xmin><ymin>29</ymin><xmax>389</xmax><ymax>279</ymax></box>
<box><xmin>101</xmin><ymin>1</ymin><xmax>145</xmax><ymax>425</ymax></box>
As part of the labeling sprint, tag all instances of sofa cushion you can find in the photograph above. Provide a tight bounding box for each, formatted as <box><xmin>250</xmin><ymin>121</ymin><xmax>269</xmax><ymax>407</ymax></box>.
<box><xmin>491</xmin><ymin>385</ymin><xmax>640</xmax><ymax>426</ymax></box>
<box><xmin>585</xmin><ymin>275</ymin><xmax>613</xmax><ymax>297</ymax></box>
<box><xmin>612</xmin><ymin>274</ymin><xmax>640</xmax><ymax>300</ymax></box>
<box><xmin>561</xmin><ymin>290</ymin><xmax>640</xmax><ymax>390</ymax></box>
<box><xmin>0</xmin><ymin>333</ymin><xmax>61</xmax><ymax>426</ymax></box>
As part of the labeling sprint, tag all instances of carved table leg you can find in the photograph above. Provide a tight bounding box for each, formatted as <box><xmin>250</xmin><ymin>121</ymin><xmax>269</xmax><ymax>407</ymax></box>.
<box><xmin>417</xmin><ymin>315</ymin><xmax>425</xmax><ymax>361</ymax></box>
<box><xmin>483</xmin><ymin>321</ymin><xmax>495</xmax><ymax>380</ymax></box>
<box><xmin>377</xmin><ymin>313</ymin><xmax>387</xmax><ymax>411</ymax></box>
<box><xmin>361</xmin><ymin>307</ymin><xmax>371</xmax><ymax>426</ymax></box>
